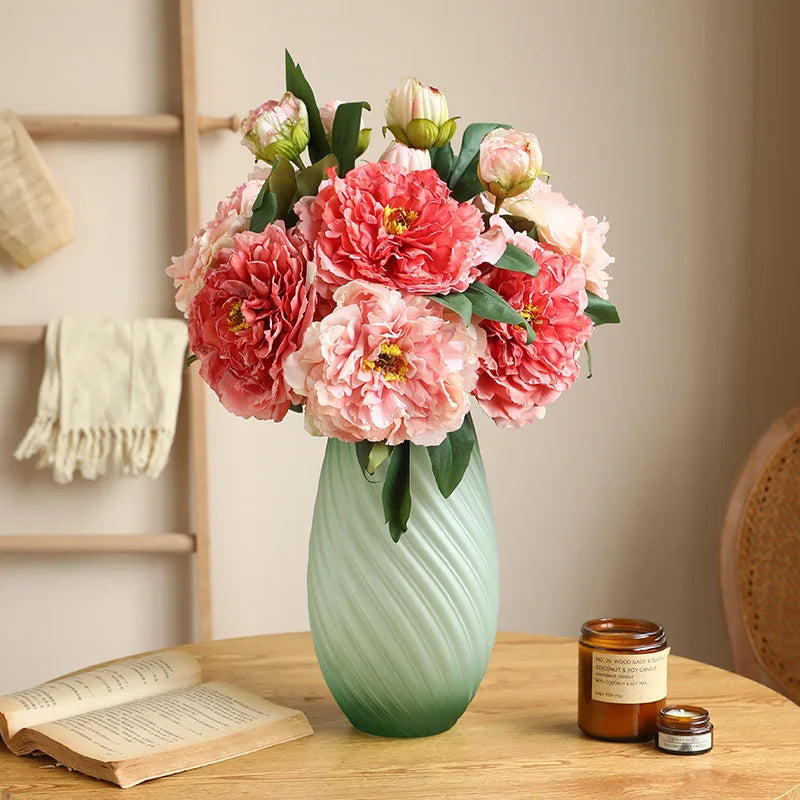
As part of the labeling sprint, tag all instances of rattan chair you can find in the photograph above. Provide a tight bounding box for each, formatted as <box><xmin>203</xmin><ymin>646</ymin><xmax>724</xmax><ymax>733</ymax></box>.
<box><xmin>720</xmin><ymin>404</ymin><xmax>800</xmax><ymax>704</ymax></box>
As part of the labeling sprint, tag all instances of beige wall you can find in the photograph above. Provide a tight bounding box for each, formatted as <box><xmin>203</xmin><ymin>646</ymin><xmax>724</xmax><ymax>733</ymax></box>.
<box><xmin>0</xmin><ymin>0</ymin><xmax>777</xmax><ymax>694</ymax></box>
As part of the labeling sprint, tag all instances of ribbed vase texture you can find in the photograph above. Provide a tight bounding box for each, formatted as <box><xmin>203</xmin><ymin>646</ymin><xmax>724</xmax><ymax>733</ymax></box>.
<box><xmin>307</xmin><ymin>437</ymin><xmax>499</xmax><ymax>737</ymax></box>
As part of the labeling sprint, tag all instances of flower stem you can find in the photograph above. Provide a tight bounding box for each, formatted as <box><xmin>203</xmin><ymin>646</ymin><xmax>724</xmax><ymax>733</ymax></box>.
<box><xmin>292</xmin><ymin>155</ymin><xmax>306</xmax><ymax>169</ymax></box>
<box><xmin>492</xmin><ymin>196</ymin><xmax>504</xmax><ymax>215</ymax></box>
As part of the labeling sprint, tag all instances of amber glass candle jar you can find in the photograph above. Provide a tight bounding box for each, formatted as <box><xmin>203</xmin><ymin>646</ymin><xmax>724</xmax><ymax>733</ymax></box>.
<box><xmin>656</xmin><ymin>705</ymin><xmax>713</xmax><ymax>754</ymax></box>
<box><xmin>578</xmin><ymin>618</ymin><xmax>669</xmax><ymax>741</ymax></box>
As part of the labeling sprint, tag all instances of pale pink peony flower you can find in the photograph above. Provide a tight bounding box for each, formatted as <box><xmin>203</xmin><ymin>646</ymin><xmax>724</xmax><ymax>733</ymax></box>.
<box><xmin>188</xmin><ymin>225</ymin><xmax>316</xmax><ymax>421</ymax></box>
<box><xmin>479</xmin><ymin>128</ymin><xmax>543</xmax><ymax>204</ymax></box>
<box><xmin>505</xmin><ymin>179</ymin><xmax>615</xmax><ymax>299</ymax></box>
<box><xmin>294</xmin><ymin>162</ymin><xmax>488</xmax><ymax>300</ymax></box>
<box><xmin>167</xmin><ymin>180</ymin><xmax>264</xmax><ymax>316</ymax></box>
<box><xmin>240</xmin><ymin>92</ymin><xmax>309</xmax><ymax>163</ymax></box>
<box><xmin>379</xmin><ymin>141</ymin><xmax>432</xmax><ymax>171</ymax></box>
<box><xmin>473</xmin><ymin>218</ymin><xmax>593</xmax><ymax>427</ymax></box>
<box><xmin>284</xmin><ymin>280</ymin><xmax>483</xmax><ymax>446</ymax></box>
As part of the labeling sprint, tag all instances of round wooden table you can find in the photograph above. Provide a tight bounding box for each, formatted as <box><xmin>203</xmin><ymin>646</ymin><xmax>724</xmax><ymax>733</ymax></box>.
<box><xmin>1</xmin><ymin>632</ymin><xmax>799</xmax><ymax>799</ymax></box>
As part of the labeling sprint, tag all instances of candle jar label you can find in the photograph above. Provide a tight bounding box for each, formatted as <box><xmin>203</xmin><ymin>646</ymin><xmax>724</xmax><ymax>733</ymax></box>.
<box><xmin>591</xmin><ymin>648</ymin><xmax>670</xmax><ymax>704</ymax></box>
<box><xmin>657</xmin><ymin>731</ymin><xmax>713</xmax><ymax>753</ymax></box>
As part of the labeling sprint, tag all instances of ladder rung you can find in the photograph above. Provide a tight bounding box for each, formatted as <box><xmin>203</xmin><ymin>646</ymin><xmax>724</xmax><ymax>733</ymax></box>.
<box><xmin>0</xmin><ymin>534</ymin><xmax>196</xmax><ymax>554</ymax></box>
<box><xmin>0</xmin><ymin>324</ymin><xmax>45</xmax><ymax>344</ymax></box>
<box><xmin>18</xmin><ymin>113</ymin><xmax>240</xmax><ymax>139</ymax></box>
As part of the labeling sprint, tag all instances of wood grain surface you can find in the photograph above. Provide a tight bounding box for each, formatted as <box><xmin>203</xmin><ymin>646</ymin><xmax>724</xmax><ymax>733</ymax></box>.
<box><xmin>1</xmin><ymin>632</ymin><xmax>798</xmax><ymax>800</ymax></box>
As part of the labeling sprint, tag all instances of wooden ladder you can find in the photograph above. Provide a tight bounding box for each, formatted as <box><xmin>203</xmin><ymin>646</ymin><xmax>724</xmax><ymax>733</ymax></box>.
<box><xmin>0</xmin><ymin>0</ymin><xmax>231</xmax><ymax>642</ymax></box>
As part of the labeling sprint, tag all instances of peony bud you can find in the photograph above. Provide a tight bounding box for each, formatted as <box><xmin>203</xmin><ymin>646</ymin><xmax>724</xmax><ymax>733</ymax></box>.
<box><xmin>319</xmin><ymin>99</ymin><xmax>371</xmax><ymax>157</ymax></box>
<box><xmin>478</xmin><ymin>128</ymin><xmax>543</xmax><ymax>205</ymax></box>
<box><xmin>378</xmin><ymin>141</ymin><xmax>432</xmax><ymax>171</ymax></box>
<box><xmin>384</xmin><ymin>77</ymin><xmax>457</xmax><ymax>150</ymax></box>
<box><xmin>240</xmin><ymin>92</ymin><xmax>310</xmax><ymax>164</ymax></box>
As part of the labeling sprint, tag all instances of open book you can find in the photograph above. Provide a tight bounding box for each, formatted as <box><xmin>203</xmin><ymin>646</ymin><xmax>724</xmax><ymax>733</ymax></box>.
<box><xmin>0</xmin><ymin>650</ymin><xmax>312</xmax><ymax>788</ymax></box>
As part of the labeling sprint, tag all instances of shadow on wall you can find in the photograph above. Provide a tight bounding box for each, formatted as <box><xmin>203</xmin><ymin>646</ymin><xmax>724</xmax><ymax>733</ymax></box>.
<box><xmin>747</xmin><ymin>0</ymin><xmax>800</xmax><ymax>437</ymax></box>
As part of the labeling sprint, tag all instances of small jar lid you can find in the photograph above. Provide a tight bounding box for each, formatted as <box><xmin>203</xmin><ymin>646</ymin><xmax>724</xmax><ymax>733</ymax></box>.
<box><xmin>658</xmin><ymin>705</ymin><xmax>712</xmax><ymax>732</ymax></box>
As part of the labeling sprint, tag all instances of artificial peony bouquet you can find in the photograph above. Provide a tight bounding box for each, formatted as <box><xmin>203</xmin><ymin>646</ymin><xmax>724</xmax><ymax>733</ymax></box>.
<box><xmin>168</xmin><ymin>52</ymin><xmax>619</xmax><ymax>540</ymax></box>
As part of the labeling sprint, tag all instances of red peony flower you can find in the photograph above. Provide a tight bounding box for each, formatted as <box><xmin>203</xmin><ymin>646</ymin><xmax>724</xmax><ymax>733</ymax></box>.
<box><xmin>294</xmin><ymin>162</ymin><xmax>488</xmax><ymax>300</ymax></box>
<box><xmin>188</xmin><ymin>225</ymin><xmax>316</xmax><ymax>421</ymax></box>
<box><xmin>473</xmin><ymin>219</ymin><xmax>593</xmax><ymax>427</ymax></box>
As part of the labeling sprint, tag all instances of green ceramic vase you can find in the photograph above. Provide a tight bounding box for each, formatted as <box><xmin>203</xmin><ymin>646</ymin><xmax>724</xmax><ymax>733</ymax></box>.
<box><xmin>307</xmin><ymin>436</ymin><xmax>499</xmax><ymax>738</ymax></box>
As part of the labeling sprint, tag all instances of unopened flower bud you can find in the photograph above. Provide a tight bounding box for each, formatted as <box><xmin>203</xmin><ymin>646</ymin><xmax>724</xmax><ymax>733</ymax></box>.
<box><xmin>241</xmin><ymin>92</ymin><xmax>310</xmax><ymax>164</ymax></box>
<box><xmin>379</xmin><ymin>141</ymin><xmax>432</xmax><ymax>171</ymax></box>
<box><xmin>384</xmin><ymin>77</ymin><xmax>457</xmax><ymax>150</ymax></box>
<box><xmin>478</xmin><ymin>128</ymin><xmax>543</xmax><ymax>203</ymax></box>
<box><xmin>319</xmin><ymin>99</ymin><xmax>371</xmax><ymax>157</ymax></box>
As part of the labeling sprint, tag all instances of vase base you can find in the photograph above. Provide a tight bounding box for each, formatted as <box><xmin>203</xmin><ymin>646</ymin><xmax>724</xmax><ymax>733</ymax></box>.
<box><xmin>345</xmin><ymin>710</ymin><xmax>463</xmax><ymax>739</ymax></box>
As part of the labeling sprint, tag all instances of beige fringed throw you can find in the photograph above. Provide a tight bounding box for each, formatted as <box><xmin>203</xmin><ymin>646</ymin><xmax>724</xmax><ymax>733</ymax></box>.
<box><xmin>15</xmin><ymin>319</ymin><xmax>188</xmax><ymax>483</ymax></box>
<box><xmin>0</xmin><ymin>111</ymin><xmax>74</xmax><ymax>268</ymax></box>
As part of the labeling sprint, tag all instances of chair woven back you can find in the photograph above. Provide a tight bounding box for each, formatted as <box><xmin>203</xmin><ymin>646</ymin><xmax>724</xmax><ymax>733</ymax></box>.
<box><xmin>721</xmin><ymin>405</ymin><xmax>800</xmax><ymax>704</ymax></box>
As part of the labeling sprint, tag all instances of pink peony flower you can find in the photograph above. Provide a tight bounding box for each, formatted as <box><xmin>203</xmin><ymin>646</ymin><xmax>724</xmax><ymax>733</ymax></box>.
<box><xmin>473</xmin><ymin>218</ymin><xmax>593</xmax><ymax>427</ymax></box>
<box><xmin>479</xmin><ymin>128</ymin><xmax>542</xmax><ymax>203</ymax></box>
<box><xmin>379</xmin><ymin>141</ymin><xmax>432</xmax><ymax>171</ymax></box>
<box><xmin>167</xmin><ymin>180</ymin><xmax>264</xmax><ymax>316</ymax></box>
<box><xmin>505</xmin><ymin>179</ymin><xmax>615</xmax><ymax>299</ymax></box>
<box><xmin>284</xmin><ymin>280</ymin><xmax>483</xmax><ymax>446</ymax></box>
<box><xmin>294</xmin><ymin>161</ymin><xmax>488</xmax><ymax>300</ymax></box>
<box><xmin>188</xmin><ymin>224</ymin><xmax>316</xmax><ymax>421</ymax></box>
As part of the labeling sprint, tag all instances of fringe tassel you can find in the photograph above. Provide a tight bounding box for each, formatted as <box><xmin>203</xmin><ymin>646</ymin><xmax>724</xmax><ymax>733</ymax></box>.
<box><xmin>16</xmin><ymin>425</ymin><xmax>174</xmax><ymax>484</ymax></box>
<box><xmin>13</xmin><ymin>414</ymin><xmax>57</xmax><ymax>465</ymax></box>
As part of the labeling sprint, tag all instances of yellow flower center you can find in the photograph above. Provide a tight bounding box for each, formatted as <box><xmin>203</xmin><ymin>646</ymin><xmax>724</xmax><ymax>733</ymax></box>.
<box><xmin>383</xmin><ymin>205</ymin><xmax>418</xmax><ymax>235</ymax></box>
<box><xmin>363</xmin><ymin>342</ymin><xmax>409</xmax><ymax>382</ymax></box>
<box><xmin>520</xmin><ymin>302</ymin><xmax>544</xmax><ymax>327</ymax></box>
<box><xmin>227</xmin><ymin>299</ymin><xmax>249</xmax><ymax>333</ymax></box>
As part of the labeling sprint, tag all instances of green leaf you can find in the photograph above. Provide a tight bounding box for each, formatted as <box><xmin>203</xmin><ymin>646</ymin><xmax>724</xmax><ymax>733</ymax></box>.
<box><xmin>430</xmin><ymin>144</ymin><xmax>454</xmax><ymax>182</ymax></box>
<box><xmin>427</xmin><ymin>413</ymin><xmax>476</xmax><ymax>498</ymax></box>
<box><xmin>585</xmin><ymin>291</ymin><xmax>621</xmax><ymax>326</ymax></box>
<box><xmin>355</xmin><ymin>440</ymin><xmax>373</xmax><ymax>478</ymax></box>
<box><xmin>429</xmin><ymin>292</ymin><xmax>472</xmax><ymax>325</ymax></box>
<box><xmin>367</xmin><ymin>442</ymin><xmax>391</xmax><ymax>474</ymax></box>
<box><xmin>285</xmin><ymin>50</ymin><xmax>330</xmax><ymax>164</ymax></box>
<box><xmin>450</xmin><ymin>172</ymin><xmax>485</xmax><ymax>203</ymax></box>
<box><xmin>267</xmin><ymin>157</ymin><xmax>297</xmax><ymax>220</ymax></box>
<box><xmin>294</xmin><ymin>154</ymin><xmax>338</xmax><ymax>200</ymax></box>
<box><xmin>464</xmin><ymin>281</ymin><xmax>535</xmax><ymax>344</ymax></box>
<box><xmin>495</xmin><ymin>242</ymin><xmax>540</xmax><ymax>277</ymax></box>
<box><xmin>382</xmin><ymin>441</ymin><xmax>411</xmax><ymax>542</ymax></box>
<box><xmin>499</xmin><ymin>213</ymin><xmax>537</xmax><ymax>238</ymax></box>
<box><xmin>331</xmin><ymin>101</ymin><xmax>368</xmax><ymax>176</ymax></box>
<box><xmin>249</xmin><ymin>184</ymin><xmax>278</xmax><ymax>233</ymax></box>
<box><xmin>448</xmin><ymin>122</ymin><xmax>511</xmax><ymax>201</ymax></box>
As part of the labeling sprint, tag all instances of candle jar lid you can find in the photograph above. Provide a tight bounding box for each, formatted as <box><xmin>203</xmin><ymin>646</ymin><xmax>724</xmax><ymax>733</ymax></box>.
<box><xmin>580</xmin><ymin>617</ymin><xmax>667</xmax><ymax>652</ymax></box>
<box><xmin>656</xmin><ymin>705</ymin><xmax>713</xmax><ymax>755</ymax></box>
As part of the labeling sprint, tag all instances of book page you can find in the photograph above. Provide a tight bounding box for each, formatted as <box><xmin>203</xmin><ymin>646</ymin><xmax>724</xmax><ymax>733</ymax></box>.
<box><xmin>28</xmin><ymin>682</ymin><xmax>301</xmax><ymax>762</ymax></box>
<box><xmin>0</xmin><ymin>651</ymin><xmax>201</xmax><ymax>740</ymax></box>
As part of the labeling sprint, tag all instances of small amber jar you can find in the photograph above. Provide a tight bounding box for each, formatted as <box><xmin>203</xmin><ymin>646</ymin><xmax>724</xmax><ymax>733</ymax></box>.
<box><xmin>578</xmin><ymin>618</ymin><xmax>669</xmax><ymax>741</ymax></box>
<box><xmin>656</xmin><ymin>705</ymin><xmax>713</xmax><ymax>754</ymax></box>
